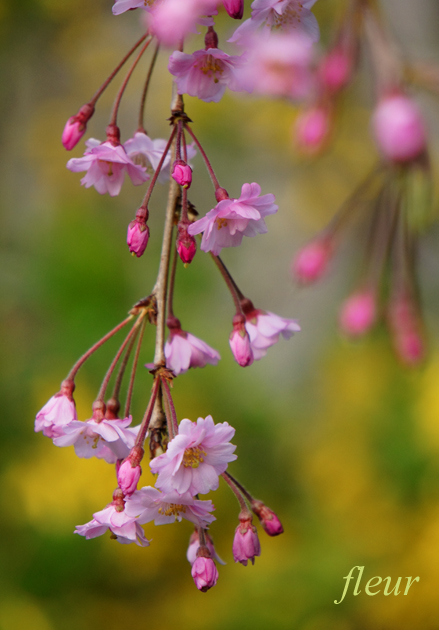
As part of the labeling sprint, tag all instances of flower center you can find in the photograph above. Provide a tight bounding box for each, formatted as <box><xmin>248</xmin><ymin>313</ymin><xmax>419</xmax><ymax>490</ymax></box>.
<box><xmin>216</xmin><ymin>218</ymin><xmax>228</xmax><ymax>230</ymax></box>
<box><xmin>158</xmin><ymin>503</ymin><xmax>187</xmax><ymax>517</ymax></box>
<box><xmin>183</xmin><ymin>446</ymin><xmax>206</xmax><ymax>468</ymax></box>
<box><xmin>273</xmin><ymin>1</ymin><xmax>302</xmax><ymax>29</ymax></box>
<box><xmin>196</xmin><ymin>55</ymin><xmax>225</xmax><ymax>84</ymax></box>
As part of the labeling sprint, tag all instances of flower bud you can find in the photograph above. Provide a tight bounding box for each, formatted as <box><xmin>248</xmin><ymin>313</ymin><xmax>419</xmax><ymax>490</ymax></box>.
<box><xmin>372</xmin><ymin>95</ymin><xmax>426</xmax><ymax>163</ymax></box>
<box><xmin>292</xmin><ymin>239</ymin><xmax>332</xmax><ymax>284</ymax></box>
<box><xmin>222</xmin><ymin>0</ymin><xmax>244</xmax><ymax>19</ymax></box>
<box><xmin>252</xmin><ymin>500</ymin><xmax>284</xmax><ymax>536</ymax></box>
<box><xmin>191</xmin><ymin>556</ymin><xmax>219</xmax><ymax>592</ymax></box>
<box><xmin>339</xmin><ymin>290</ymin><xmax>377</xmax><ymax>337</ymax></box>
<box><xmin>319</xmin><ymin>48</ymin><xmax>352</xmax><ymax>94</ymax></box>
<box><xmin>62</xmin><ymin>103</ymin><xmax>95</xmax><ymax>151</ymax></box>
<box><xmin>388</xmin><ymin>291</ymin><xmax>425</xmax><ymax>366</ymax></box>
<box><xmin>229</xmin><ymin>316</ymin><xmax>253</xmax><ymax>367</ymax></box>
<box><xmin>172</xmin><ymin>160</ymin><xmax>192</xmax><ymax>188</ymax></box>
<box><xmin>232</xmin><ymin>517</ymin><xmax>261</xmax><ymax>566</ymax></box>
<box><xmin>176</xmin><ymin>223</ymin><xmax>197</xmax><ymax>264</ymax></box>
<box><xmin>294</xmin><ymin>106</ymin><xmax>331</xmax><ymax>155</ymax></box>
<box><xmin>117</xmin><ymin>459</ymin><xmax>142</xmax><ymax>496</ymax></box>
<box><xmin>127</xmin><ymin>207</ymin><xmax>150</xmax><ymax>257</ymax></box>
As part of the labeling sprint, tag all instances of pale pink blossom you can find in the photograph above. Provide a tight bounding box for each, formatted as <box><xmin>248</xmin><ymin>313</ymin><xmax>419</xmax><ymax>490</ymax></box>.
<box><xmin>148</xmin><ymin>0</ymin><xmax>217</xmax><ymax>47</ymax></box>
<box><xmin>372</xmin><ymin>95</ymin><xmax>427</xmax><ymax>163</ymax></box>
<box><xmin>112</xmin><ymin>0</ymin><xmax>150</xmax><ymax>16</ymax></box>
<box><xmin>191</xmin><ymin>556</ymin><xmax>219</xmax><ymax>592</ymax></box>
<box><xmin>244</xmin><ymin>308</ymin><xmax>300</xmax><ymax>360</ymax></box>
<box><xmin>35</xmin><ymin>383</ymin><xmax>77</xmax><ymax>438</ymax></box>
<box><xmin>75</xmin><ymin>503</ymin><xmax>150</xmax><ymax>546</ymax></box>
<box><xmin>229</xmin><ymin>0</ymin><xmax>320</xmax><ymax>45</ymax></box>
<box><xmin>232</xmin><ymin>517</ymin><xmax>261</xmax><ymax>566</ymax></box>
<box><xmin>229</xmin><ymin>319</ymin><xmax>254</xmax><ymax>367</ymax></box>
<box><xmin>168</xmin><ymin>48</ymin><xmax>249</xmax><ymax>103</ymax></box>
<box><xmin>123</xmin><ymin>132</ymin><xmax>179</xmax><ymax>184</ymax></box>
<box><xmin>165</xmin><ymin>326</ymin><xmax>220</xmax><ymax>375</ymax></box>
<box><xmin>150</xmin><ymin>415</ymin><xmax>237</xmax><ymax>495</ymax></box>
<box><xmin>339</xmin><ymin>291</ymin><xmax>377</xmax><ymax>337</ymax></box>
<box><xmin>292</xmin><ymin>239</ymin><xmax>332</xmax><ymax>283</ymax></box>
<box><xmin>188</xmin><ymin>183</ymin><xmax>278</xmax><ymax>255</ymax></box>
<box><xmin>187</xmin><ymin>530</ymin><xmax>225</xmax><ymax>565</ymax></box>
<box><xmin>125</xmin><ymin>487</ymin><xmax>216</xmax><ymax>527</ymax></box>
<box><xmin>67</xmin><ymin>138</ymin><xmax>148</xmax><ymax>196</ymax></box>
<box><xmin>53</xmin><ymin>416</ymin><xmax>139</xmax><ymax>464</ymax></box>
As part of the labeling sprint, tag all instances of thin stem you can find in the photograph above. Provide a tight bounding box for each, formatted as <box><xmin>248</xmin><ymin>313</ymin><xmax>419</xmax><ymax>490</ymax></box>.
<box><xmin>223</xmin><ymin>471</ymin><xmax>254</xmax><ymax>503</ymax></box>
<box><xmin>110</xmin><ymin>324</ymin><xmax>140</xmax><ymax>403</ymax></box>
<box><xmin>110</xmin><ymin>37</ymin><xmax>152</xmax><ymax>127</ymax></box>
<box><xmin>167</xmin><ymin>241</ymin><xmax>179</xmax><ymax>319</ymax></box>
<box><xmin>210</xmin><ymin>253</ymin><xmax>244</xmax><ymax>312</ymax></box>
<box><xmin>141</xmin><ymin>126</ymin><xmax>177</xmax><ymax>208</ymax></box>
<box><xmin>67</xmin><ymin>315</ymin><xmax>134</xmax><ymax>380</ymax></box>
<box><xmin>160</xmin><ymin>376</ymin><xmax>179</xmax><ymax>438</ymax></box>
<box><xmin>90</xmin><ymin>33</ymin><xmax>149</xmax><ymax>106</ymax></box>
<box><xmin>138</xmin><ymin>41</ymin><xmax>160</xmax><ymax>133</ymax></box>
<box><xmin>221</xmin><ymin>472</ymin><xmax>250</xmax><ymax>513</ymax></box>
<box><xmin>184</xmin><ymin>124</ymin><xmax>220</xmax><ymax>190</ymax></box>
<box><xmin>134</xmin><ymin>377</ymin><xmax>161</xmax><ymax>447</ymax></box>
<box><xmin>124</xmin><ymin>317</ymin><xmax>147</xmax><ymax>418</ymax></box>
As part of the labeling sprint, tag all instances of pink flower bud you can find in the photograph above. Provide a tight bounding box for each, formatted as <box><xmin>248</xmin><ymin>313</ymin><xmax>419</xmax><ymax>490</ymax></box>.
<box><xmin>172</xmin><ymin>161</ymin><xmax>192</xmax><ymax>189</ymax></box>
<box><xmin>252</xmin><ymin>500</ymin><xmax>284</xmax><ymax>536</ymax></box>
<box><xmin>339</xmin><ymin>290</ymin><xmax>377</xmax><ymax>337</ymax></box>
<box><xmin>191</xmin><ymin>556</ymin><xmax>219</xmax><ymax>592</ymax></box>
<box><xmin>294</xmin><ymin>106</ymin><xmax>331</xmax><ymax>155</ymax></box>
<box><xmin>229</xmin><ymin>317</ymin><xmax>254</xmax><ymax>367</ymax></box>
<box><xmin>372</xmin><ymin>95</ymin><xmax>427</xmax><ymax>163</ymax></box>
<box><xmin>177</xmin><ymin>223</ymin><xmax>197</xmax><ymax>264</ymax></box>
<box><xmin>62</xmin><ymin>103</ymin><xmax>95</xmax><ymax>150</ymax></box>
<box><xmin>127</xmin><ymin>208</ymin><xmax>150</xmax><ymax>257</ymax></box>
<box><xmin>222</xmin><ymin>0</ymin><xmax>244</xmax><ymax>19</ymax></box>
<box><xmin>292</xmin><ymin>239</ymin><xmax>332</xmax><ymax>284</ymax></box>
<box><xmin>117</xmin><ymin>459</ymin><xmax>142</xmax><ymax>496</ymax></box>
<box><xmin>232</xmin><ymin>517</ymin><xmax>261</xmax><ymax>566</ymax></box>
<box><xmin>319</xmin><ymin>49</ymin><xmax>352</xmax><ymax>93</ymax></box>
<box><xmin>388</xmin><ymin>292</ymin><xmax>425</xmax><ymax>366</ymax></box>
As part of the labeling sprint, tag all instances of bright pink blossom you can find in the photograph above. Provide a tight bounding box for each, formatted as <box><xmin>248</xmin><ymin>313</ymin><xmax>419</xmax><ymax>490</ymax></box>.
<box><xmin>188</xmin><ymin>183</ymin><xmax>278</xmax><ymax>256</ymax></box>
<box><xmin>172</xmin><ymin>161</ymin><xmax>192</xmax><ymax>188</ymax></box>
<box><xmin>229</xmin><ymin>319</ymin><xmax>254</xmax><ymax>367</ymax></box>
<box><xmin>53</xmin><ymin>416</ymin><xmax>139</xmax><ymax>464</ymax></box>
<box><xmin>75</xmin><ymin>503</ymin><xmax>150</xmax><ymax>546</ymax></box>
<box><xmin>372</xmin><ymin>95</ymin><xmax>427</xmax><ymax>163</ymax></box>
<box><xmin>292</xmin><ymin>239</ymin><xmax>332</xmax><ymax>284</ymax></box>
<box><xmin>223</xmin><ymin>0</ymin><xmax>244</xmax><ymax>19</ymax></box>
<box><xmin>125</xmin><ymin>487</ymin><xmax>216</xmax><ymax>527</ymax></box>
<box><xmin>244</xmin><ymin>308</ymin><xmax>300</xmax><ymax>360</ymax></box>
<box><xmin>191</xmin><ymin>556</ymin><xmax>219</xmax><ymax>592</ymax></box>
<box><xmin>67</xmin><ymin>139</ymin><xmax>149</xmax><ymax>196</ymax></box>
<box><xmin>339</xmin><ymin>291</ymin><xmax>377</xmax><ymax>337</ymax></box>
<box><xmin>165</xmin><ymin>326</ymin><xmax>220</xmax><ymax>375</ymax></box>
<box><xmin>150</xmin><ymin>415</ymin><xmax>237</xmax><ymax>495</ymax></box>
<box><xmin>168</xmin><ymin>48</ymin><xmax>249</xmax><ymax>103</ymax></box>
<box><xmin>35</xmin><ymin>382</ymin><xmax>77</xmax><ymax>438</ymax></box>
<box><xmin>232</xmin><ymin>517</ymin><xmax>261</xmax><ymax>566</ymax></box>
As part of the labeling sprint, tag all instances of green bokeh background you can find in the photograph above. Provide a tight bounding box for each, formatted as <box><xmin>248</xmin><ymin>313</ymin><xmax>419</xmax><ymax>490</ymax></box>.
<box><xmin>1</xmin><ymin>1</ymin><xmax>439</xmax><ymax>629</ymax></box>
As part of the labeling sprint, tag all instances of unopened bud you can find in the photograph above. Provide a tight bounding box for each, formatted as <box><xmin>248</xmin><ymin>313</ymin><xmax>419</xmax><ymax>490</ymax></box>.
<box><xmin>191</xmin><ymin>555</ymin><xmax>219</xmax><ymax>592</ymax></box>
<box><xmin>62</xmin><ymin>103</ymin><xmax>95</xmax><ymax>150</ymax></box>
<box><xmin>388</xmin><ymin>291</ymin><xmax>425</xmax><ymax>366</ymax></box>
<box><xmin>292</xmin><ymin>239</ymin><xmax>332</xmax><ymax>284</ymax></box>
<box><xmin>232</xmin><ymin>515</ymin><xmax>261</xmax><ymax>566</ymax></box>
<box><xmin>294</xmin><ymin>106</ymin><xmax>331</xmax><ymax>155</ymax></box>
<box><xmin>319</xmin><ymin>48</ymin><xmax>352</xmax><ymax>94</ymax></box>
<box><xmin>222</xmin><ymin>0</ymin><xmax>244</xmax><ymax>19</ymax></box>
<box><xmin>172</xmin><ymin>160</ymin><xmax>192</xmax><ymax>188</ymax></box>
<box><xmin>229</xmin><ymin>315</ymin><xmax>253</xmax><ymax>367</ymax></box>
<box><xmin>117</xmin><ymin>459</ymin><xmax>142</xmax><ymax>496</ymax></box>
<box><xmin>177</xmin><ymin>223</ymin><xmax>197</xmax><ymax>264</ymax></box>
<box><xmin>339</xmin><ymin>290</ymin><xmax>377</xmax><ymax>337</ymax></box>
<box><xmin>127</xmin><ymin>207</ymin><xmax>150</xmax><ymax>257</ymax></box>
<box><xmin>252</xmin><ymin>500</ymin><xmax>284</xmax><ymax>536</ymax></box>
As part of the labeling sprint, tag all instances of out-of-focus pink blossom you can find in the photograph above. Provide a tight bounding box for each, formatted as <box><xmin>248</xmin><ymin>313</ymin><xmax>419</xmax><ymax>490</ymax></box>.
<box><xmin>150</xmin><ymin>415</ymin><xmax>237</xmax><ymax>495</ymax></box>
<box><xmin>229</xmin><ymin>317</ymin><xmax>254</xmax><ymax>367</ymax></box>
<box><xmin>232</xmin><ymin>517</ymin><xmax>261</xmax><ymax>566</ymax></box>
<box><xmin>191</xmin><ymin>555</ymin><xmax>219</xmax><ymax>592</ymax></box>
<box><xmin>169</xmin><ymin>48</ymin><xmax>249</xmax><ymax>103</ymax></box>
<box><xmin>112</xmin><ymin>0</ymin><xmax>149</xmax><ymax>15</ymax></box>
<box><xmin>148</xmin><ymin>0</ymin><xmax>217</xmax><ymax>47</ymax></box>
<box><xmin>53</xmin><ymin>416</ymin><xmax>139</xmax><ymax>464</ymax></box>
<box><xmin>187</xmin><ymin>530</ymin><xmax>226</xmax><ymax>565</ymax></box>
<box><xmin>292</xmin><ymin>239</ymin><xmax>332</xmax><ymax>284</ymax></box>
<box><xmin>125</xmin><ymin>486</ymin><xmax>216</xmax><ymax>527</ymax></box>
<box><xmin>388</xmin><ymin>291</ymin><xmax>425</xmax><ymax>366</ymax></box>
<box><xmin>229</xmin><ymin>0</ymin><xmax>320</xmax><ymax>45</ymax></box>
<box><xmin>124</xmin><ymin>132</ymin><xmax>177</xmax><ymax>183</ymax></box>
<box><xmin>188</xmin><ymin>182</ymin><xmax>278</xmax><ymax>256</ymax></box>
<box><xmin>252</xmin><ymin>500</ymin><xmax>284</xmax><ymax>536</ymax></box>
<box><xmin>239</xmin><ymin>32</ymin><xmax>314</xmax><ymax>99</ymax></box>
<box><xmin>177</xmin><ymin>223</ymin><xmax>197</xmax><ymax>264</ymax></box>
<box><xmin>67</xmin><ymin>139</ymin><xmax>149</xmax><ymax>196</ymax></box>
<box><xmin>117</xmin><ymin>460</ymin><xmax>142</xmax><ymax>496</ymax></box>
<box><xmin>319</xmin><ymin>48</ymin><xmax>353</xmax><ymax>94</ymax></box>
<box><xmin>294</xmin><ymin>105</ymin><xmax>332</xmax><ymax>154</ymax></box>
<box><xmin>223</xmin><ymin>0</ymin><xmax>244</xmax><ymax>19</ymax></box>
<box><xmin>243</xmin><ymin>305</ymin><xmax>300</xmax><ymax>360</ymax></box>
<box><xmin>62</xmin><ymin>103</ymin><xmax>95</xmax><ymax>150</ymax></box>
<box><xmin>35</xmin><ymin>380</ymin><xmax>77</xmax><ymax>438</ymax></box>
<box><xmin>165</xmin><ymin>326</ymin><xmax>220</xmax><ymax>375</ymax></box>
<box><xmin>172</xmin><ymin>161</ymin><xmax>192</xmax><ymax>188</ymax></box>
<box><xmin>127</xmin><ymin>210</ymin><xmax>150</xmax><ymax>258</ymax></box>
<box><xmin>372</xmin><ymin>95</ymin><xmax>427</xmax><ymax>163</ymax></box>
<box><xmin>339</xmin><ymin>290</ymin><xmax>377</xmax><ymax>338</ymax></box>
<box><xmin>75</xmin><ymin>503</ymin><xmax>150</xmax><ymax>546</ymax></box>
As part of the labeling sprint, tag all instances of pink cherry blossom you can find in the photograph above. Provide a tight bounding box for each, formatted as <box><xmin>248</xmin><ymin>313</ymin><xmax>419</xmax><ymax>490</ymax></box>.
<box><xmin>232</xmin><ymin>517</ymin><xmax>261</xmax><ymax>565</ymax></box>
<box><xmin>35</xmin><ymin>382</ymin><xmax>77</xmax><ymax>438</ymax></box>
<box><xmin>150</xmin><ymin>415</ymin><xmax>237</xmax><ymax>495</ymax></box>
<box><xmin>191</xmin><ymin>556</ymin><xmax>219</xmax><ymax>592</ymax></box>
<box><xmin>244</xmin><ymin>308</ymin><xmax>300</xmax><ymax>360</ymax></box>
<box><xmin>67</xmin><ymin>138</ymin><xmax>149</xmax><ymax>196</ymax></box>
<box><xmin>229</xmin><ymin>0</ymin><xmax>320</xmax><ymax>45</ymax></box>
<box><xmin>372</xmin><ymin>94</ymin><xmax>427</xmax><ymax>163</ymax></box>
<box><xmin>123</xmin><ymin>132</ymin><xmax>176</xmax><ymax>184</ymax></box>
<box><xmin>125</xmin><ymin>487</ymin><xmax>216</xmax><ymax>527</ymax></box>
<box><xmin>148</xmin><ymin>0</ymin><xmax>217</xmax><ymax>47</ymax></box>
<box><xmin>339</xmin><ymin>290</ymin><xmax>377</xmax><ymax>337</ymax></box>
<box><xmin>168</xmin><ymin>48</ymin><xmax>249</xmax><ymax>103</ymax></box>
<box><xmin>165</xmin><ymin>326</ymin><xmax>220</xmax><ymax>375</ymax></box>
<box><xmin>53</xmin><ymin>416</ymin><xmax>139</xmax><ymax>464</ymax></box>
<box><xmin>188</xmin><ymin>183</ymin><xmax>278</xmax><ymax>255</ymax></box>
<box><xmin>112</xmin><ymin>0</ymin><xmax>150</xmax><ymax>15</ymax></box>
<box><xmin>229</xmin><ymin>319</ymin><xmax>254</xmax><ymax>367</ymax></box>
<box><xmin>75</xmin><ymin>503</ymin><xmax>150</xmax><ymax>546</ymax></box>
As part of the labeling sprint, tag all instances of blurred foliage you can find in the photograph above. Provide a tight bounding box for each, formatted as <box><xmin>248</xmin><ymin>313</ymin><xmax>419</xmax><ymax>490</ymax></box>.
<box><xmin>1</xmin><ymin>1</ymin><xmax>439</xmax><ymax>630</ymax></box>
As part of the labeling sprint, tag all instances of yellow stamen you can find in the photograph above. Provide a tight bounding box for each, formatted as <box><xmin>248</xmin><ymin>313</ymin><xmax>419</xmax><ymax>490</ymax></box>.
<box><xmin>183</xmin><ymin>446</ymin><xmax>207</xmax><ymax>468</ymax></box>
<box><xmin>158</xmin><ymin>503</ymin><xmax>187</xmax><ymax>517</ymax></box>
<box><xmin>216</xmin><ymin>218</ymin><xmax>228</xmax><ymax>230</ymax></box>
